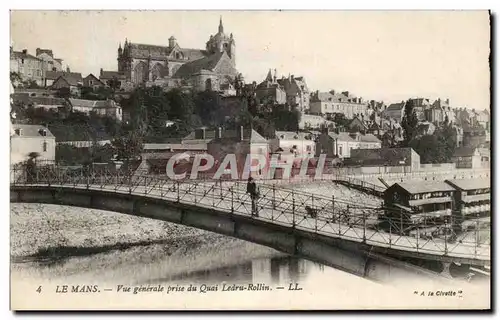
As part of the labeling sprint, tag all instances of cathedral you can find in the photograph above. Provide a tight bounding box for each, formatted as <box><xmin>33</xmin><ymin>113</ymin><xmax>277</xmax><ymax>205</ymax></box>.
<box><xmin>116</xmin><ymin>17</ymin><xmax>239</xmax><ymax>92</ymax></box>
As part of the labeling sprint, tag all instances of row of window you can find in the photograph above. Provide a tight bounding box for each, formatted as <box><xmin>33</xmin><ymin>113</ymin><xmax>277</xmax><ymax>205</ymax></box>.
<box><xmin>466</xmin><ymin>188</ymin><xmax>490</xmax><ymax>196</ymax></box>
<box><xmin>410</xmin><ymin>191</ymin><xmax>452</xmax><ymax>200</ymax></box>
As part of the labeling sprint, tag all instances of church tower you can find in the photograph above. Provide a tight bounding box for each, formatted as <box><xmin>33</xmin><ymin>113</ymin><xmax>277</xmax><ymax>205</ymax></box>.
<box><xmin>206</xmin><ymin>17</ymin><xmax>236</xmax><ymax>65</ymax></box>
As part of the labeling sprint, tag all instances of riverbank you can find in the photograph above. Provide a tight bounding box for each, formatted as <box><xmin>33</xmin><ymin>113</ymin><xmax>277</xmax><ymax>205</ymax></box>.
<box><xmin>10</xmin><ymin>203</ymin><xmax>283</xmax><ymax>284</ymax></box>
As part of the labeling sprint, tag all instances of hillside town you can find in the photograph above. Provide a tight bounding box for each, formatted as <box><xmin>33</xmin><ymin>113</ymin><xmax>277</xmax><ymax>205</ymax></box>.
<box><xmin>10</xmin><ymin>17</ymin><xmax>490</xmax><ymax>174</ymax></box>
<box><xmin>9</xmin><ymin>12</ymin><xmax>491</xmax><ymax>306</ymax></box>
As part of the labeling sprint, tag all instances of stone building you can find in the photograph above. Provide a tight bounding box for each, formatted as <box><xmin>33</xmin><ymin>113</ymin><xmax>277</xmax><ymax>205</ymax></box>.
<box><xmin>255</xmin><ymin>69</ymin><xmax>287</xmax><ymax>104</ymax></box>
<box><xmin>68</xmin><ymin>98</ymin><xmax>123</xmax><ymax>121</ymax></box>
<box><xmin>10</xmin><ymin>124</ymin><xmax>56</xmax><ymax>162</ymax></box>
<box><xmin>310</xmin><ymin>90</ymin><xmax>368</xmax><ymax>119</ymax></box>
<box><xmin>383</xmin><ymin>101</ymin><xmax>405</xmax><ymax>122</ymax></box>
<box><xmin>83</xmin><ymin>73</ymin><xmax>105</xmax><ymax>90</ymax></box>
<box><xmin>115</xmin><ymin>17</ymin><xmax>238</xmax><ymax>92</ymax></box>
<box><xmin>36</xmin><ymin>48</ymin><xmax>64</xmax><ymax>72</ymax></box>
<box><xmin>276</xmin><ymin>75</ymin><xmax>310</xmax><ymax>112</ymax></box>
<box><xmin>10</xmin><ymin>48</ymin><xmax>45</xmax><ymax>86</ymax></box>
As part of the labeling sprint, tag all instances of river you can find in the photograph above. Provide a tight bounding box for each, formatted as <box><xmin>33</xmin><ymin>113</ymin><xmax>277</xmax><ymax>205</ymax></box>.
<box><xmin>10</xmin><ymin>203</ymin><xmax>490</xmax><ymax>309</ymax></box>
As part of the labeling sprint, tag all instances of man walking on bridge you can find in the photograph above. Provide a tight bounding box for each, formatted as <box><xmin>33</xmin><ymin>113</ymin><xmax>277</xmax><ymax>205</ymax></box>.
<box><xmin>246</xmin><ymin>177</ymin><xmax>259</xmax><ymax>217</ymax></box>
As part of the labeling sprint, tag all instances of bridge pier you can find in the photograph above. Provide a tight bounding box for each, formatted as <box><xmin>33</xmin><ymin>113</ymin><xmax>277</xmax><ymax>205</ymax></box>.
<box><xmin>439</xmin><ymin>262</ymin><xmax>453</xmax><ymax>278</ymax></box>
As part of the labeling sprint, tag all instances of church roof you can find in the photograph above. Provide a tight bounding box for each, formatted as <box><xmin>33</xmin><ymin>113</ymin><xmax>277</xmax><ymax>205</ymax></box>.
<box><xmin>100</xmin><ymin>70</ymin><xmax>127</xmax><ymax>80</ymax></box>
<box><xmin>173</xmin><ymin>51</ymin><xmax>225</xmax><ymax>78</ymax></box>
<box><xmin>127</xmin><ymin>42</ymin><xmax>207</xmax><ymax>60</ymax></box>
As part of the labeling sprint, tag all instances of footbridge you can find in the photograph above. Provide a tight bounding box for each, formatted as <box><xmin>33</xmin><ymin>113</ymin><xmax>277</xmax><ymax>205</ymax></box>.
<box><xmin>10</xmin><ymin>166</ymin><xmax>490</xmax><ymax>274</ymax></box>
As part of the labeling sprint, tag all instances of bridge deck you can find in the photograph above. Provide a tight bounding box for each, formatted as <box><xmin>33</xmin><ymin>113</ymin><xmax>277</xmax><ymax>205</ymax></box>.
<box><xmin>11</xmin><ymin>179</ymin><xmax>490</xmax><ymax>263</ymax></box>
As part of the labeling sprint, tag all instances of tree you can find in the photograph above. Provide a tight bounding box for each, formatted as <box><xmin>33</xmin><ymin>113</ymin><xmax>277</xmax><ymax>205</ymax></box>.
<box><xmin>381</xmin><ymin>129</ymin><xmax>399</xmax><ymax>148</ymax></box>
<box><xmin>332</xmin><ymin>113</ymin><xmax>350</xmax><ymax>128</ymax></box>
<box><xmin>409</xmin><ymin>121</ymin><xmax>457</xmax><ymax>164</ymax></box>
<box><xmin>112</xmin><ymin>131</ymin><xmax>144</xmax><ymax>161</ymax></box>
<box><xmin>401</xmin><ymin>99</ymin><xmax>418</xmax><ymax>147</ymax></box>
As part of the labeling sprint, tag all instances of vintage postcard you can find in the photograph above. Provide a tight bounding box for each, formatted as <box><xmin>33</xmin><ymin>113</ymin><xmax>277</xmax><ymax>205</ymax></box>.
<box><xmin>9</xmin><ymin>10</ymin><xmax>491</xmax><ymax>310</ymax></box>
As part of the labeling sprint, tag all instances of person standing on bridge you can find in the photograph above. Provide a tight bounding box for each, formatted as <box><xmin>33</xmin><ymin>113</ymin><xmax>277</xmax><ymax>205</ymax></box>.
<box><xmin>246</xmin><ymin>177</ymin><xmax>260</xmax><ymax>217</ymax></box>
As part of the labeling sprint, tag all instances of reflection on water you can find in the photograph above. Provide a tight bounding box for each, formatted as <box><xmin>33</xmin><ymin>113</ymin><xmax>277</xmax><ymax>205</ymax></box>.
<box><xmin>160</xmin><ymin>256</ymin><xmax>317</xmax><ymax>286</ymax></box>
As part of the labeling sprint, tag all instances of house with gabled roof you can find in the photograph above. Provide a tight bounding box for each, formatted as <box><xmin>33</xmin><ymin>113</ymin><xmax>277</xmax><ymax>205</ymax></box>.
<box><xmin>11</xmin><ymin>124</ymin><xmax>56</xmax><ymax>162</ymax></box>
<box><xmin>83</xmin><ymin>73</ymin><xmax>105</xmax><ymax>90</ymax></box>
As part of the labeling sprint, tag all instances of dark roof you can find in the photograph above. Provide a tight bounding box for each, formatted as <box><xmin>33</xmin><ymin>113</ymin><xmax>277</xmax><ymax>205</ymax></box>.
<box><xmin>327</xmin><ymin>132</ymin><xmax>354</xmax><ymax>142</ymax></box>
<box><xmin>127</xmin><ymin>42</ymin><xmax>207</xmax><ymax>60</ymax></box>
<box><xmin>445</xmin><ymin>178</ymin><xmax>490</xmax><ymax>191</ymax></box>
<box><xmin>84</xmin><ymin>73</ymin><xmax>101</xmax><ymax>81</ymax></box>
<box><xmin>312</xmin><ymin>91</ymin><xmax>361</xmax><ymax>103</ymax></box>
<box><xmin>100</xmin><ymin>71</ymin><xmax>127</xmax><ymax>80</ymax></box>
<box><xmin>453</xmin><ymin>147</ymin><xmax>478</xmax><ymax>157</ymax></box>
<box><xmin>174</xmin><ymin>52</ymin><xmax>225</xmax><ymax>78</ymax></box>
<box><xmin>46</xmin><ymin>71</ymin><xmax>82</xmax><ymax>81</ymax></box>
<box><xmin>53</xmin><ymin>74</ymin><xmax>83</xmax><ymax>86</ymax></box>
<box><xmin>11</xmin><ymin>51</ymin><xmax>41</xmax><ymax>61</ymax></box>
<box><xmin>349</xmin><ymin>147</ymin><xmax>415</xmax><ymax>166</ymax></box>
<box><xmin>11</xmin><ymin>124</ymin><xmax>55</xmax><ymax>138</ymax></box>
<box><xmin>394</xmin><ymin>181</ymin><xmax>455</xmax><ymax>194</ymax></box>
<box><xmin>15</xmin><ymin>95</ymin><xmax>66</xmax><ymax>106</ymax></box>
<box><xmin>386</xmin><ymin>102</ymin><xmax>405</xmax><ymax>111</ymax></box>
<box><xmin>184</xmin><ymin>128</ymin><xmax>268</xmax><ymax>144</ymax></box>
<box><xmin>36</xmin><ymin>48</ymin><xmax>53</xmax><ymax>57</ymax></box>
<box><xmin>359</xmin><ymin>133</ymin><xmax>381</xmax><ymax>143</ymax></box>
<box><xmin>14</xmin><ymin>88</ymin><xmax>55</xmax><ymax>95</ymax></box>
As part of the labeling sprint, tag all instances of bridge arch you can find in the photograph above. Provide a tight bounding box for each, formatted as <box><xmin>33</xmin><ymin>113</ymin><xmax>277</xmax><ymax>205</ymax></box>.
<box><xmin>10</xmin><ymin>184</ymin><xmax>489</xmax><ymax>271</ymax></box>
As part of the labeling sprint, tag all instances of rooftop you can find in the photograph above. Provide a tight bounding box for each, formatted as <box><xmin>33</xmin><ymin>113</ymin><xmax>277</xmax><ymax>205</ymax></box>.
<box><xmin>394</xmin><ymin>181</ymin><xmax>456</xmax><ymax>194</ymax></box>
<box><xmin>445</xmin><ymin>178</ymin><xmax>490</xmax><ymax>191</ymax></box>
<box><xmin>275</xmin><ymin>131</ymin><xmax>314</xmax><ymax>141</ymax></box>
<box><xmin>174</xmin><ymin>51</ymin><xmax>225</xmax><ymax>78</ymax></box>
<box><xmin>11</xmin><ymin>124</ymin><xmax>55</xmax><ymax>138</ymax></box>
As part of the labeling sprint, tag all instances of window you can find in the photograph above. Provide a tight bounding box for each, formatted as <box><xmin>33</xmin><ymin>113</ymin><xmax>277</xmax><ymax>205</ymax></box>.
<box><xmin>339</xmin><ymin>146</ymin><xmax>343</xmax><ymax>155</ymax></box>
<box><xmin>306</xmin><ymin>145</ymin><xmax>312</xmax><ymax>152</ymax></box>
<box><xmin>42</xmin><ymin>141</ymin><xmax>48</xmax><ymax>152</ymax></box>
<box><xmin>89</xmin><ymin>80</ymin><xmax>93</xmax><ymax>85</ymax></box>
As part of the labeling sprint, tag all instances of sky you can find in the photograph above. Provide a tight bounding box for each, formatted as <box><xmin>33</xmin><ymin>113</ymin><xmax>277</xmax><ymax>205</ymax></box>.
<box><xmin>10</xmin><ymin>10</ymin><xmax>490</xmax><ymax>109</ymax></box>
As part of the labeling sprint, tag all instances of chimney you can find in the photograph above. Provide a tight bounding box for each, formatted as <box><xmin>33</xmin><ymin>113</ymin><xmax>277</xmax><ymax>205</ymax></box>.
<box><xmin>10</xmin><ymin>46</ymin><xmax>13</xmax><ymax>55</ymax></box>
<box><xmin>217</xmin><ymin>127</ymin><xmax>222</xmax><ymax>139</ymax></box>
<box><xmin>446</xmin><ymin>98</ymin><xmax>450</xmax><ymax>104</ymax></box>
<box><xmin>239</xmin><ymin>126</ymin><xmax>244</xmax><ymax>141</ymax></box>
<box><xmin>291</xmin><ymin>75</ymin><xmax>294</xmax><ymax>80</ymax></box>
<box><xmin>36</xmin><ymin>48</ymin><xmax>41</xmax><ymax>56</ymax></box>
<box><xmin>66</xmin><ymin>66</ymin><xmax>71</xmax><ymax>73</ymax></box>
<box><xmin>100</xmin><ymin>68</ymin><xmax>103</xmax><ymax>76</ymax></box>
<box><xmin>22</xmin><ymin>49</ymin><xmax>27</xmax><ymax>54</ymax></box>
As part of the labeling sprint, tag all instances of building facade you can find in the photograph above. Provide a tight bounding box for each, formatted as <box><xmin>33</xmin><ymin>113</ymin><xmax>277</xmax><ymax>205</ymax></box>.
<box><xmin>116</xmin><ymin>17</ymin><xmax>238</xmax><ymax>92</ymax></box>
<box><xmin>83</xmin><ymin>74</ymin><xmax>105</xmax><ymax>90</ymax></box>
<box><xmin>68</xmin><ymin>98</ymin><xmax>123</xmax><ymax>121</ymax></box>
<box><xmin>276</xmin><ymin>75</ymin><xmax>310</xmax><ymax>112</ymax></box>
<box><xmin>255</xmin><ymin>69</ymin><xmax>287</xmax><ymax>104</ymax></box>
<box><xmin>10</xmin><ymin>124</ymin><xmax>56</xmax><ymax>162</ymax></box>
<box><xmin>270</xmin><ymin>131</ymin><xmax>316</xmax><ymax>157</ymax></box>
<box><xmin>36</xmin><ymin>48</ymin><xmax>63</xmax><ymax>72</ymax></box>
<box><xmin>10</xmin><ymin>48</ymin><xmax>45</xmax><ymax>86</ymax></box>
<box><xmin>310</xmin><ymin>91</ymin><xmax>368</xmax><ymax>119</ymax></box>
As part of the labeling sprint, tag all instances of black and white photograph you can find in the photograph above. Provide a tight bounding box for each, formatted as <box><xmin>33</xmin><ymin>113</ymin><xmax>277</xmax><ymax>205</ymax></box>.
<box><xmin>8</xmin><ymin>10</ymin><xmax>491</xmax><ymax>310</ymax></box>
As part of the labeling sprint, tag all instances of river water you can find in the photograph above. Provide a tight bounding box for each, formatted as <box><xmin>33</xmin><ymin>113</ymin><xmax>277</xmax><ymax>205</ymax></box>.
<box><xmin>10</xmin><ymin>204</ymin><xmax>490</xmax><ymax>309</ymax></box>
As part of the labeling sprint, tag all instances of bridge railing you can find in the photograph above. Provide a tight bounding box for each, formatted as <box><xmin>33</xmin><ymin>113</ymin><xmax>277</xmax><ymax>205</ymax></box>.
<box><xmin>10</xmin><ymin>165</ymin><xmax>490</xmax><ymax>261</ymax></box>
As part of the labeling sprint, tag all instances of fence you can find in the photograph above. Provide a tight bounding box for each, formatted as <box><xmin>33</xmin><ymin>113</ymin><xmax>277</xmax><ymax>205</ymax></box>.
<box><xmin>10</xmin><ymin>165</ymin><xmax>490</xmax><ymax>262</ymax></box>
